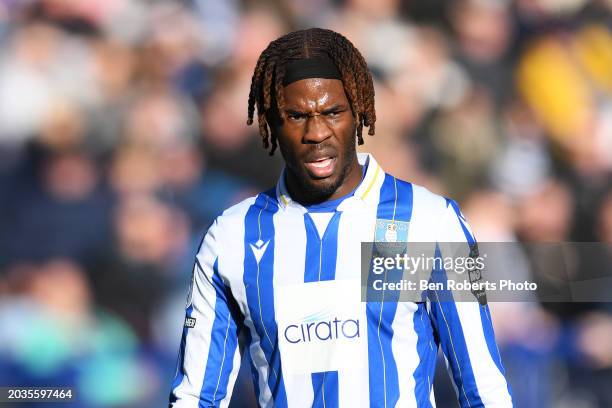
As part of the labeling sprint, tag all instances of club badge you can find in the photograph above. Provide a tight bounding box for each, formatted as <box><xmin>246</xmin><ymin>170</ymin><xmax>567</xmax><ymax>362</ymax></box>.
<box><xmin>374</xmin><ymin>219</ymin><xmax>409</xmax><ymax>257</ymax></box>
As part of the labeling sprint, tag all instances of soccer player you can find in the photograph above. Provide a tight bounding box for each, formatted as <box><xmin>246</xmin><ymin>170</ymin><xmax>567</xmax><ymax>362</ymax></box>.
<box><xmin>169</xmin><ymin>28</ymin><xmax>513</xmax><ymax>407</ymax></box>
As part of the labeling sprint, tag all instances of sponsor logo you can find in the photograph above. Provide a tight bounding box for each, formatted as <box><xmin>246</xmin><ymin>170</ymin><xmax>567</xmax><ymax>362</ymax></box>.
<box><xmin>282</xmin><ymin>311</ymin><xmax>360</xmax><ymax>344</ymax></box>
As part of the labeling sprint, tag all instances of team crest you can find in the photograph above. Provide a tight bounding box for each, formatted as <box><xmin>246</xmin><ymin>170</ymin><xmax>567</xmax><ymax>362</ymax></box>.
<box><xmin>375</xmin><ymin>219</ymin><xmax>409</xmax><ymax>242</ymax></box>
<box><xmin>374</xmin><ymin>219</ymin><xmax>409</xmax><ymax>257</ymax></box>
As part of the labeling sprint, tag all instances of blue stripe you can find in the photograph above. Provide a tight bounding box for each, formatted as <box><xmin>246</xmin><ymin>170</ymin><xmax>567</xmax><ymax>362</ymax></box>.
<box><xmin>311</xmin><ymin>371</ymin><xmax>339</xmax><ymax>408</ymax></box>
<box><xmin>199</xmin><ymin>258</ymin><xmax>240</xmax><ymax>406</ymax></box>
<box><xmin>320</xmin><ymin>212</ymin><xmax>341</xmax><ymax>281</ymax></box>
<box><xmin>366</xmin><ymin>175</ymin><xmax>413</xmax><ymax>407</ymax></box>
<box><xmin>303</xmin><ymin>213</ymin><xmax>320</xmax><ymax>283</ymax></box>
<box><xmin>243</xmin><ymin>192</ymin><xmax>288</xmax><ymax>407</ymax></box>
<box><xmin>428</xmin><ymin>245</ymin><xmax>484</xmax><ymax>407</ymax></box>
<box><xmin>303</xmin><ymin>212</ymin><xmax>342</xmax><ymax>282</ymax></box>
<box><xmin>393</xmin><ymin>178</ymin><xmax>413</xmax><ymax>221</ymax></box>
<box><xmin>242</xmin><ymin>327</ymin><xmax>261</xmax><ymax>403</ymax></box>
<box><xmin>412</xmin><ymin>303</ymin><xmax>437</xmax><ymax>407</ymax></box>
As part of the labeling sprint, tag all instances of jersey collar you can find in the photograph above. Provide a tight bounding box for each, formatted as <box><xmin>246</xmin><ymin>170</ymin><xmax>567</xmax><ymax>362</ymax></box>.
<box><xmin>275</xmin><ymin>152</ymin><xmax>385</xmax><ymax>212</ymax></box>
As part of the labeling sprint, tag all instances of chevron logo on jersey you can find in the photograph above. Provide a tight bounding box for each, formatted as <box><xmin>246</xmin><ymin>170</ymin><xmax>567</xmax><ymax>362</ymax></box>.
<box><xmin>250</xmin><ymin>239</ymin><xmax>270</xmax><ymax>264</ymax></box>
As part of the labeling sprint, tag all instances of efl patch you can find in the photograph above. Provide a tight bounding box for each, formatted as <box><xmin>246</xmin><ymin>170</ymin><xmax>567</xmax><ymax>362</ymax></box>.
<box><xmin>184</xmin><ymin>317</ymin><xmax>196</xmax><ymax>328</ymax></box>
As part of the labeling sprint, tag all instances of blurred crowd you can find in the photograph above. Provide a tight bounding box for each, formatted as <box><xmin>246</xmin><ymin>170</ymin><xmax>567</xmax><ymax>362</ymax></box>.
<box><xmin>0</xmin><ymin>0</ymin><xmax>611</xmax><ymax>407</ymax></box>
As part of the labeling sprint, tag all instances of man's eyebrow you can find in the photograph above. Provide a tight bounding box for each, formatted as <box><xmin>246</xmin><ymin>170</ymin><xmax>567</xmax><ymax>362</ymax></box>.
<box><xmin>284</xmin><ymin>108</ymin><xmax>306</xmax><ymax>115</ymax></box>
<box><xmin>322</xmin><ymin>103</ymin><xmax>347</xmax><ymax>112</ymax></box>
<box><xmin>284</xmin><ymin>103</ymin><xmax>347</xmax><ymax>113</ymax></box>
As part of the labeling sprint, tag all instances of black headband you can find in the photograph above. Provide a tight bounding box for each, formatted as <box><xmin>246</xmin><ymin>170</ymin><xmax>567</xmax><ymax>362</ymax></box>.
<box><xmin>282</xmin><ymin>58</ymin><xmax>342</xmax><ymax>86</ymax></box>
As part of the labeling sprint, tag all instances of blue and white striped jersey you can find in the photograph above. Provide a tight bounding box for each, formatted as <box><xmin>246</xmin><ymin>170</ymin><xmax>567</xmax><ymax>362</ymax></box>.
<box><xmin>169</xmin><ymin>153</ymin><xmax>513</xmax><ymax>408</ymax></box>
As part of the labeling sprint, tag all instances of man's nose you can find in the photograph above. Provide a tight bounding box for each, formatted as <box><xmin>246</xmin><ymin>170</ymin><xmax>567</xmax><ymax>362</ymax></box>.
<box><xmin>303</xmin><ymin>113</ymin><xmax>332</xmax><ymax>144</ymax></box>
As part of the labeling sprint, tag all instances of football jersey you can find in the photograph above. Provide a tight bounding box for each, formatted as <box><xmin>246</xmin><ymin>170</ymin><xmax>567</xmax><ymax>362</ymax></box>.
<box><xmin>169</xmin><ymin>153</ymin><xmax>513</xmax><ymax>407</ymax></box>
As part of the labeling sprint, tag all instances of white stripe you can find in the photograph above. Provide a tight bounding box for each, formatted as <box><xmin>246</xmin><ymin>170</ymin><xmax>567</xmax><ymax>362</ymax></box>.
<box><xmin>391</xmin><ymin>302</ymin><xmax>420</xmax><ymax>407</ymax></box>
<box><xmin>455</xmin><ymin>303</ymin><xmax>513</xmax><ymax>407</ymax></box>
<box><xmin>219</xmin><ymin>346</ymin><xmax>242</xmax><ymax>408</ymax></box>
<box><xmin>273</xmin><ymin>209</ymin><xmax>314</xmax><ymax>407</ymax></box>
<box><xmin>248</xmin><ymin>333</ymin><xmax>274</xmax><ymax>406</ymax></box>
<box><xmin>335</xmin><ymin>205</ymin><xmax>373</xmax><ymax>407</ymax></box>
<box><xmin>429</xmin><ymin>386</ymin><xmax>437</xmax><ymax>408</ymax></box>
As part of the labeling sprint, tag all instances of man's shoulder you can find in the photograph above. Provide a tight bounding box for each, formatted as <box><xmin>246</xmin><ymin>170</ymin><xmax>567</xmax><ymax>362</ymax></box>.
<box><xmin>387</xmin><ymin>176</ymin><xmax>464</xmax><ymax>241</ymax></box>
<box><xmin>214</xmin><ymin>187</ymin><xmax>278</xmax><ymax>228</ymax></box>
<box><xmin>386</xmin><ymin>175</ymin><xmax>450</xmax><ymax>218</ymax></box>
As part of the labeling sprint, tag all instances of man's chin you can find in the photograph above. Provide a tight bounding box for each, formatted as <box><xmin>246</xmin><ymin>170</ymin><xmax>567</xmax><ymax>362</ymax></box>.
<box><xmin>300</xmin><ymin>176</ymin><xmax>341</xmax><ymax>203</ymax></box>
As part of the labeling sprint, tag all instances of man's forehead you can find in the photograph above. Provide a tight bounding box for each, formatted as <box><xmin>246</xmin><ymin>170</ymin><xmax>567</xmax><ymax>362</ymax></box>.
<box><xmin>282</xmin><ymin>78</ymin><xmax>347</xmax><ymax>106</ymax></box>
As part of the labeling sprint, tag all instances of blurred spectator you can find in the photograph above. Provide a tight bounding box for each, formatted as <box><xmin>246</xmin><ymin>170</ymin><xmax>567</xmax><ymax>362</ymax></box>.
<box><xmin>1</xmin><ymin>147</ymin><xmax>112</xmax><ymax>266</ymax></box>
<box><xmin>491</xmin><ymin>99</ymin><xmax>552</xmax><ymax>199</ymax></box>
<box><xmin>87</xmin><ymin>194</ymin><xmax>188</xmax><ymax>341</ymax></box>
<box><xmin>597</xmin><ymin>190</ymin><xmax>612</xmax><ymax>243</ymax></box>
<box><xmin>450</xmin><ymin>0</ymin><xmax>515</xmax><ymax>106</ymax></box>
<box><xmin>0</xmin><ymin>259</ymin><xmax>160</xmax><ymax>407</ymax></box>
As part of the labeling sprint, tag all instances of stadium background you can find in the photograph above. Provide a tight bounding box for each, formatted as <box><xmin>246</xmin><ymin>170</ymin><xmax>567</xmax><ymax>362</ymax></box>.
<box><xmin>0</xmin><ymin>0</ymin><xmax>611</xmax><ymax>406</ymax></box>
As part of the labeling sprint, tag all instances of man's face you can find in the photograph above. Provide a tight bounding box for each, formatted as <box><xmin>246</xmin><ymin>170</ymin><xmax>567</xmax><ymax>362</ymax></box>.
<box><xmin>271</xmin><ymin>78</ymin><xmax>358</xmax><ymax>202</ymax></box>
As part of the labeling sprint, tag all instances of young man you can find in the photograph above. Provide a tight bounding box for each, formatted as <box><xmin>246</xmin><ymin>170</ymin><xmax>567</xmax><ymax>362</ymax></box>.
<box><xmin>169</xmin><ymin>28</ymin><xmax>513</xmax><ymax>407</ymax></box>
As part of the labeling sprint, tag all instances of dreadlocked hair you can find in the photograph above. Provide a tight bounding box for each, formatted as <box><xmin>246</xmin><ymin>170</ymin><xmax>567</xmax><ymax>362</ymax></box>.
<box><xmin>246</xmin><ymin>28</ymin><xmax>376</xmax><ymax>155</ymax></box>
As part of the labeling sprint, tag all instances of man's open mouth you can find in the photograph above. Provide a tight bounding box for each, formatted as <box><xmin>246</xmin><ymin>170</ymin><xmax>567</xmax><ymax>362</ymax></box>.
<box><xmin>304</xmin><ymin>157</ymin><xmax>336</xmax><ymax>178</ymax></box>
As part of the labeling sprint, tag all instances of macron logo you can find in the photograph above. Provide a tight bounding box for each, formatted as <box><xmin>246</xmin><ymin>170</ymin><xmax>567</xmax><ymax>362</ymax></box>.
<box><xmin>250</xmin><ymin>239</ymin><xmax>270</xmax><ymax>264</ymax></box>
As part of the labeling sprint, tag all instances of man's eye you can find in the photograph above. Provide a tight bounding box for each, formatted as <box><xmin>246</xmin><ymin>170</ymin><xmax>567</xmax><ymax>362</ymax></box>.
<box><xmin>287</xmin><ymin>113</ymin><xmax>303</xmax><ymax>120</ymax></box>
<box><xmin>325</xmin><ymin>111</ymin><xmax>340</xmax><ymax>117</ymax></box>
